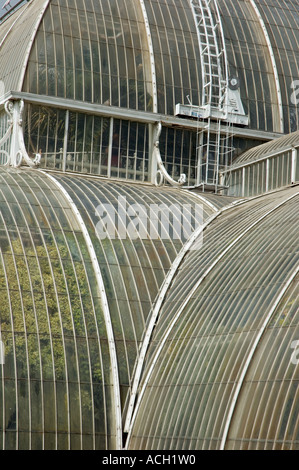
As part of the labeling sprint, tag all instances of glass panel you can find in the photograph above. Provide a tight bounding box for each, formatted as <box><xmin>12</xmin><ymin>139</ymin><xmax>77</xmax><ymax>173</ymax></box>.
<box><xmin>128</xmin><ymin>188</ymin><xmax>299</xmax><ymax>450</ymax></box>
<box><xmin>22</xmin><ymin>0</ymin><xmax>153</xmax><ymax>112</ymax></box>
<box><xmin>0</xmin><ymin>168</ymin><xmax>112</xmax><ymax>449</ymax></box>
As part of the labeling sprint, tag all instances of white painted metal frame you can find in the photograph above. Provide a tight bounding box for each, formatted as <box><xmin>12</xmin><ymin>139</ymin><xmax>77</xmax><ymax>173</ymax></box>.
<box><xmin>124</xmin><ymin>195</ymin><xmax>245</xmax><ymax>440</ymax></box>
<box><xmin>42</xmin><ymin>171</ymin><xmax>123</xmax><ymax>450</ymax></box>
<box><xmin>0</xmin><ymin>91</ymin><xmax>280</xmax><ymax>142</ymax></box>
<box><xmin>220</xmin><ymin>262</ymin><xmax>299</xmax><ymax>449</ymax></box>
<box><xmin>125</xmin><ymin>189</ymin><xmax>299</xmax><ymax>444</ymax></box>
<box><xmin>18</xmin><ymin>0</ymin><xmax>51</xmax><ymax>92</ymax></box>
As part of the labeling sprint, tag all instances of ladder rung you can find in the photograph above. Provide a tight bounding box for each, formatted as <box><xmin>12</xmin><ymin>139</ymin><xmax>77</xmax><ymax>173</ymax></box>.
<box><xmin>203</xmin><ymin>64</ymin><xmax>220</xmax><ymax>70</ymax></box>
<box><xmin>203</xmin><ymin>60</ymin><xmax>218</xmax><ymax>65</ymax></box>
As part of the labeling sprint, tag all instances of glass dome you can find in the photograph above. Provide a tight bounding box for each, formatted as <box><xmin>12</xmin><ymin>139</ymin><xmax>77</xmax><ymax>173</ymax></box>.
<box><xmin>0</xmin><ymin>165</ymin><xmax>225</xmax><ymax>449</ymax></box>
<box><xmin>0</xmin><ymin>0</ymin><xmax>298</xmax><ymax>451</ymax></box>
<box><xmin>127</xmin><ymin>185</ymin><xmax>299</xmax><ymax>450</ymax></box>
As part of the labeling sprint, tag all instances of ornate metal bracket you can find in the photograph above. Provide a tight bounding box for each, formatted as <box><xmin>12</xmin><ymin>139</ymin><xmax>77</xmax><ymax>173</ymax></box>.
<box><xmin>1</xmin><ymin>99</ymin><xmax>41</xmax><ymax>168</ymax></box>
<box><xmin>153</xmin><ymin>122</ymin><xmax>186</xmax><ymax>187</ymax></box>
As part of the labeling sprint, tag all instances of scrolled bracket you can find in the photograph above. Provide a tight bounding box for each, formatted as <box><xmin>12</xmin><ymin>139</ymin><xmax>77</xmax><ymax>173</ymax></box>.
<box><xmin>153</xmin><ymin>122</ymin><xmax>186</xmax><ymax>187</ymax></box>
<box><xmin>1</xmin><ymin>100</ymin><xmax>41</xmax><ymax>169</ymax></box>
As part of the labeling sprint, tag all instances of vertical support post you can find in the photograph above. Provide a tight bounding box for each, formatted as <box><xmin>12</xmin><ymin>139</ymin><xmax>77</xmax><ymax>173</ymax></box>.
<box><xmin>107</xmin><ymin>117</ymin><xmax>114</xmax><ymax>178</ymax></box>
<box><xmin>0</xmin><ymin>340</ymin><xmax>4</xmax><ymax>365</ymax></box>
<box><xmin>266</xmin><ymin>158</ymin><xmax>270</xmax><ymax>193</ymax></box>
<box><xmin>62</xmin><ymin>109</ymin><xmax>69</xmax><ymax>172</ymax></box>
<box><xmin>148</xmin><ymin>123</ymin><xmax>157</xmax><ymax>184</ymax></box>
<box><xmin>291</xmin><ymin>147</ymin><xmax>297</xmax><ymax>184</ymax></box>
<box><xmin>242</xmin><ymin>166</ymin><xmax>246</xmax><ymax>197</ymax></box>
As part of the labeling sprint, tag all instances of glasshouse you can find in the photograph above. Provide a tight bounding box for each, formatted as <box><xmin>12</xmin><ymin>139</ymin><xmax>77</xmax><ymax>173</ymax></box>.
<box><xmin>0</xmin><ymin>0</ymin><xmax>298</xmax><ymax>450</ymax></box>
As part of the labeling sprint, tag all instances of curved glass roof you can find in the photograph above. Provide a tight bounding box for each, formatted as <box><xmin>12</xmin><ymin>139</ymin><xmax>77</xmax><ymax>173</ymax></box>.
<box><xmin>232</xmin><ymin>129</ymin><xmax>299</xmax><ymax>165</ymax></box>
<box><xmin>0</xmin><ymin>0</ymin><xmax>298</xmax><ymax>133</ymax></box>
<box><xmin>0</xmin><ymin>1</ymin><xmax>27</xmax><ymax>22</ymax></box>
<box><xmin>0</xmin><ymin>167</ymin><xmax>298</xmax><ymax>450</ymax></box>
<box><xmin>52</xmin><ymin>174</ymin><xmax>218</xmax><ymax>416</ymax></box>
<box><xmin>0</xmin><ymin>167</ymin><xmax>115</xmax><ymax>449</ymax></box>
<box><xmin>0</xmin><ymin>0</ymin><xmax>46</xmax><ymax>93</ymax></box>
<box><xmin>218</xmin><ymin>0</ymin><xmax>299</xmax><ymax>134</ymax></box>
<box><xmin>127</xmin><ymin>185</ymin><xmax>299</xmax><ymax>450</ymax></box>
<box><xmin>0</xmin><ymin>0</ymin><xmax>299</xmax><ymax>452</ymax></box>
<box><xmin>0</xmin><ymin>166</ymin><xmax>228</xmax><ymax>449</ymax></box>
<box><xmin>217</xmin><ymin>0</ymin><xmax>281</xmax><ymax>133</ymax></box>
<box><xmin>255</xmin><ymin>0</ymin><xmax>299</xmax><ymax>133</ymax></box>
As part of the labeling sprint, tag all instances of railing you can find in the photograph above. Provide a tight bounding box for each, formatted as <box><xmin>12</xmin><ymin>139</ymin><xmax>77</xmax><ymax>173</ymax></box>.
<box><xmin>38</xmin><ymin>150</ymin><xmax>149</xmax><ymax>182</ymax></box>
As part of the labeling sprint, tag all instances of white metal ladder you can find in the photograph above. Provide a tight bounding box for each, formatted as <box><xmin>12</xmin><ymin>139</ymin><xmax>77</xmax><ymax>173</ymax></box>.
<box><xmin>190</xmin><ymin>0</ymin><xmax>234</xmax><ymax>191</ymax></box>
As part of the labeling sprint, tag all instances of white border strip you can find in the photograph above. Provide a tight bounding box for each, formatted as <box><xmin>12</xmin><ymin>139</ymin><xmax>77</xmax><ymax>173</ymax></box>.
<box><xmin>41</xmin><ymin>171</ymin><xmax>123</xmax><ymax>450</ymax></box>
<box><xmin>124</xmin><ymin>212</ymin><xmax>218</xmax><ymax>433</ymax></box>
<box><xmin>139</xmin><ymin>0</ymin><xmax>158</xmax><ymax>113</ymax></box>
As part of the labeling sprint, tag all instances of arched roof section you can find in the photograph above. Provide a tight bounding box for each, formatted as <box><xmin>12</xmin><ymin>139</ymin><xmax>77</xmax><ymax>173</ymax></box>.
<box><xmin>0</xmin><ymin>166</ymin><xmax>117</xmax><ymax>449</ymax></box>
<box><xmin>232</xmin><ymin>129</ymin><xmax>299</xmax><ymax>165</ymax></box>
<box><xmin>0</xmin><ymin>166</ymin><xmax>226</xmax><ymax>449</ymax></box>
<box><xmin>0</xmin><ymin>0</ymin><xmax>298</xmax><ymax>135</ymax></box>
<box><xmin>127</xmin><ymin>186</ymin><xmax>299</xmax><ymax>450</ymax></box>
<box><xmin>50</xmin><ymin>173</ymin><xmax>221</xmax><ymax>418</ymax></box>
<box><xmin>22</xmin><ymin>0</ymin><xmax>154</xmax><ymax>111</ymax></box>
<box><xmin>0</xmin><ymin>0</ymin><xmax>48</xmax><ymax>94</ymax></box>
<box><xmin>254</xmin><ymin>0</ymin><xmax>299</xmax><ymax>133</ymax></box>
<box><xmin>217</xmin><ymin>0</ymin><xmax>281</xmax><ymax>133</ymax></box>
